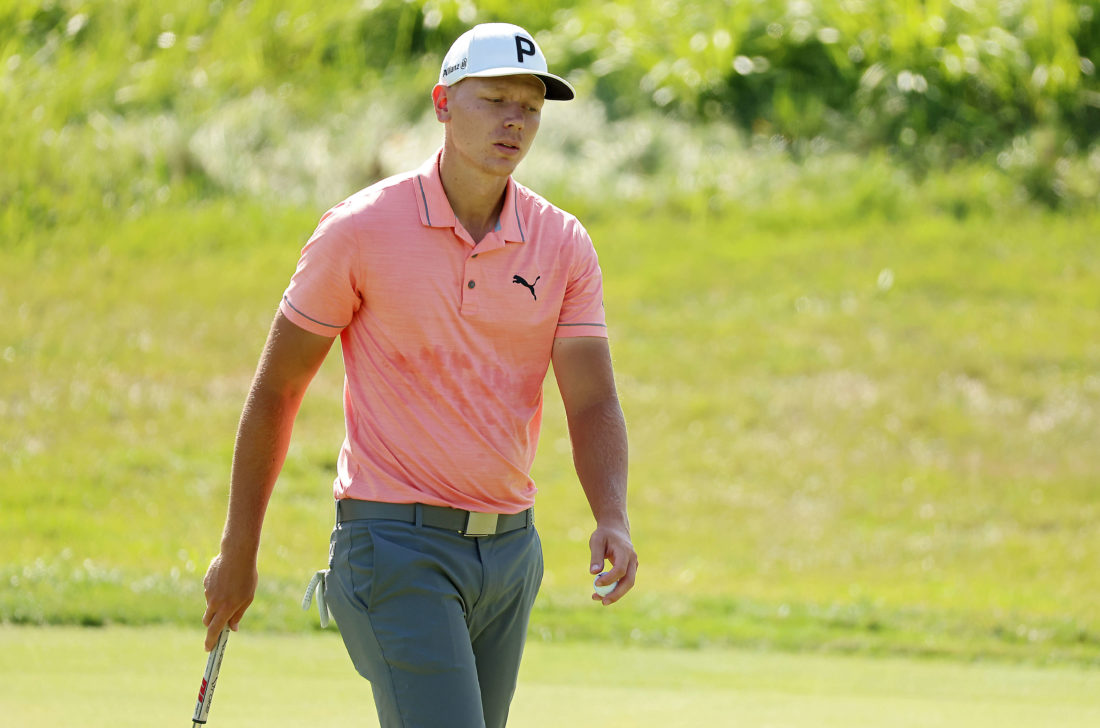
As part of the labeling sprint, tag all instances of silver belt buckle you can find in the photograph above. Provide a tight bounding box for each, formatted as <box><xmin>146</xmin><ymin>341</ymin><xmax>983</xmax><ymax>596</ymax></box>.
<box><xmin>464</xmin><ymin>512</ymin><xmax>499</xmax><ymax>537</ymax></box>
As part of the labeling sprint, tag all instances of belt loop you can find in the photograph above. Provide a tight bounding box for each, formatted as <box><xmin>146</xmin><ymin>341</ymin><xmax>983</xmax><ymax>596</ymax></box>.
<box><xmin>526</xmin><ymin>508</ymin><xmax>533</xmax><ymax>529</ymax></box>
<box><xmin>414</xmin><ymin>503</ymin><xmax>424</xmax><ymax>527</ymax></box>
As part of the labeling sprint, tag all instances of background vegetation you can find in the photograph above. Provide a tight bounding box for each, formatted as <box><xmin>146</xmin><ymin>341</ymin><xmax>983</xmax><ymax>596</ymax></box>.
<box><xmin>3</xmin><ymin>0</ymin><xmax>1098</xmax><ymax>239</ymax></box>
<box><xmin>2</xmin><ymin>0</ymin><xmax>1098</xmax><ymax>668</ymax></box>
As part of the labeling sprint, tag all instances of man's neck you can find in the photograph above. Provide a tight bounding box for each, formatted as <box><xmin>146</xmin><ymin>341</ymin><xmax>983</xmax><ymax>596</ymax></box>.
<box><xmin>438</xmin><ymin>147</ymin><xmax>509</xmax><ymax>244</ymax></box>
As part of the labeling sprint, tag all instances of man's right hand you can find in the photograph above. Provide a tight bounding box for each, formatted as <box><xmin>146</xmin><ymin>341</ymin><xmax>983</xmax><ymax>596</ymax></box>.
<box><xmin>201</xmin><ymin>551</ymin><xmax>258</xmax><ymax>651</ymax></box>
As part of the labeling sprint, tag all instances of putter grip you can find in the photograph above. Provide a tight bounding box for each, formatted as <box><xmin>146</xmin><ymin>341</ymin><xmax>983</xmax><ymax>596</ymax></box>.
<box><xmin>192</xmin><ymin>626</ymin><xmax>230</xmax><ymax>725</ymax></box>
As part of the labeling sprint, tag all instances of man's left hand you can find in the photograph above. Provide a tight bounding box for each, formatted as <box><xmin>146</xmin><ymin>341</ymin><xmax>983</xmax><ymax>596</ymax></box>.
<box><xmin>589</xmin><ymin>523</ymin><xmax>638</xmax><ymax>605</ymax></box>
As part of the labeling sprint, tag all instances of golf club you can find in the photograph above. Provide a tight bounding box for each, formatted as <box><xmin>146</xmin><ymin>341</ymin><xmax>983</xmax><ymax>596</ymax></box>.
<box><xmin>191</xmin><ymin>626</ymin><xmax>230</xmax><ymax>726</ymax></box>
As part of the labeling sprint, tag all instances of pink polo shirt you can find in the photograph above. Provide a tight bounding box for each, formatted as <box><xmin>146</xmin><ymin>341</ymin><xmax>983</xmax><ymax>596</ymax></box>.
<box><xmin>279</xmin><ymin>151</ymin><xmax>607</xmax><ymax>513</ymax></box>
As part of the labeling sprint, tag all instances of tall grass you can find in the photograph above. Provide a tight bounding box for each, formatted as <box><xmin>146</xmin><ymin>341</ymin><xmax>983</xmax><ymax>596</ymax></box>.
<box><xmin>3</xmin><ymin>201</ymin><xmax>1098</xmax><ymax>663</ymax></box>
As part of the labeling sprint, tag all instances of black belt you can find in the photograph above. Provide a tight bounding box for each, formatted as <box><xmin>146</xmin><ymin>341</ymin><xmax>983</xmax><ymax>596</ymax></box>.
<box><xmin>335</xmin><ymin>499</ymin><xmax>533</xmax><ymax>538</ymax></box>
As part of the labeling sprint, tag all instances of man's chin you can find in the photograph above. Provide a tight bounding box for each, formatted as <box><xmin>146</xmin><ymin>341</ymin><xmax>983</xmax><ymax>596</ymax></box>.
<box><xmin>479</xmin><ymin>155</ymin><xmax>525</xmax><ymax>179</ymax></box>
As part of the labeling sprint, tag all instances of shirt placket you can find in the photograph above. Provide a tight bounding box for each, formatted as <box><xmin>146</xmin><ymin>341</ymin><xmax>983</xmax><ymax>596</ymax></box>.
<box><xmin>462</xmin><ymin>248</ymin><xmax>481</xmax><ymax>316</ymax></box>
<box><xmin>459</xmin><ymin>228</ymin><xmax>505</xmax><ymax>317</ymax></box>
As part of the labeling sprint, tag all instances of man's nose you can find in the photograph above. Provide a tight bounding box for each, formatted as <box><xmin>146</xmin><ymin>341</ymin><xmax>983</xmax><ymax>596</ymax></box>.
<box><xmin>503</xmin><ymin>102</ymin><xmax>525</xmax><ymax>128</ymax></box>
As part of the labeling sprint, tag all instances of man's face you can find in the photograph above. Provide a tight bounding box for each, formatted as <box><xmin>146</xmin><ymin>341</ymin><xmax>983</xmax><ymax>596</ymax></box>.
<box><xmin>436</xmin><ymin>75</ymin><xmax>546</xmax><ymax>179</ymax></box>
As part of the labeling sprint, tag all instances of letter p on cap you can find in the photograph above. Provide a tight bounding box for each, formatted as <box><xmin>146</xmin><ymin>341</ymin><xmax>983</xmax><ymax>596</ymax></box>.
<box><xmin>515</xmin><ymin>35</ymin><xmax>536</xmax><ymax>63</ymax></box>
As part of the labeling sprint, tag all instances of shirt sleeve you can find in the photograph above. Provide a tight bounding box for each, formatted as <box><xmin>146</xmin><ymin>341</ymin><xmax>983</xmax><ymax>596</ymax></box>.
<box><xmin>555</xmin><ymin>223</ymin><xmax>608</xmax><ymax>339</ymax></box>
<box><xmin>279</xmin><ymin>202</ymin><xmax>362</xmax><ymax>336</ymax></box>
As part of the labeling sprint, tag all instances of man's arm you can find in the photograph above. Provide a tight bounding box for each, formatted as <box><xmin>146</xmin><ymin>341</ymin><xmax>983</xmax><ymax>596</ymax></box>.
<box><xmin>551</xmin><ymin>336</ymin><xmax>638</xmax><ymax>605</ymax></box>
<box><xmin>201</xmin><ymin>311</ymin><xmax>336</xmax><ymax>650</ymax></box>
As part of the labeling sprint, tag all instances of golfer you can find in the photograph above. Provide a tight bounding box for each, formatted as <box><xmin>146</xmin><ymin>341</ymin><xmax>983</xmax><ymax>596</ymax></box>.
<box><xmin>201</xmin><ymin>22</ymin><xmax>638</xmax><ymax>727</ymax></box>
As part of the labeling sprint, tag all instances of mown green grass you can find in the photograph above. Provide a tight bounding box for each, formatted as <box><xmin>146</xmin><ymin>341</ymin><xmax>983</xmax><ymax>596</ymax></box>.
<box><xmin>2</xmin><ymin>200</ymin><xmax>1098</xmax><ymax>664</ymax></box>
<box><xmin>2</xmin><ymin>626</ymin><xmax>1098</xmax><ymax>727</ymax></box>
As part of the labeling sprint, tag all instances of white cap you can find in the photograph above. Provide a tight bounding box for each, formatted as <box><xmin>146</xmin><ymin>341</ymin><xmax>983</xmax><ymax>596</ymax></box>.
<box><xmin>438</xmin><ymin>23</ymin><xmax>575</xmax><ymax>101</ymax></box>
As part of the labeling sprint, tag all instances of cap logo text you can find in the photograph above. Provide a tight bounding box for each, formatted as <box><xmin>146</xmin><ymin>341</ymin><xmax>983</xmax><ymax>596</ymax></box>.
<box><xmin>515</xmin><ymin>35</ymin><xmax>535</xmax><ymax>63</ymax></box>
<box><xmin>442</xmin><ymin>57</ymin><xmax>468</xmax><ymax>78</ymax></box>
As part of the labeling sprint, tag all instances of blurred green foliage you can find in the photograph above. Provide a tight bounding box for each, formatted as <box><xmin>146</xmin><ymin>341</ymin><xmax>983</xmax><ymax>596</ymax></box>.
<box><xmin>546</xmin><ymin>1</ymin><xmax>1099</xmax><ymax>158</ymax></box>
<box><xmin>1</xmin><ymin>0</ymin><xmax>1097</xmax><ymax>236</ymax></box>
<box><xmin>5</xmin><ymin>0</ymin><xmax>1094</xmax><ymax>145</ymax></box>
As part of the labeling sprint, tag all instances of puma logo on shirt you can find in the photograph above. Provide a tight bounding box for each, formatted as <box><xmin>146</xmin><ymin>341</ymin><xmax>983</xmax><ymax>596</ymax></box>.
<box><xmin>512</xmin><ymin>274</ymin><xmax>540</xmax><ymax>300</ymax></box>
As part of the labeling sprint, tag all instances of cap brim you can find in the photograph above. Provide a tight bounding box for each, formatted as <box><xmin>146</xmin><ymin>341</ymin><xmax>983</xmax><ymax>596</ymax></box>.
<box><xmin>464</xmin><ymin>67</ymin><xmax>575</xmax><ymax>101</ymax></box>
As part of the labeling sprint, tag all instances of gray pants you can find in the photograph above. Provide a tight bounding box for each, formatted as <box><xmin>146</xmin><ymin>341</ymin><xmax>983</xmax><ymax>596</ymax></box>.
<box><xmin>325</xmin><ymin>514</ymin><xmax>543</xmax><ymax>728</ymax></box>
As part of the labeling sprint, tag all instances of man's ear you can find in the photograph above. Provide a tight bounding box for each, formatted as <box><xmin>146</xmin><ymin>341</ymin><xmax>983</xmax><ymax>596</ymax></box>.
<box><xmin>432</xmin><ymin>84</ymin><xmax>450</xmax><ymax>122</ymax></box>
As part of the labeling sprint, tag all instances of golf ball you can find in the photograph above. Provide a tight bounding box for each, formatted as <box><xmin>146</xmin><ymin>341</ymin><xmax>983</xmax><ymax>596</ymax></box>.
<box><xmin>593</xmin><ymin>572</ymin><xmax>618</xmax><ymax>597</ymax></box>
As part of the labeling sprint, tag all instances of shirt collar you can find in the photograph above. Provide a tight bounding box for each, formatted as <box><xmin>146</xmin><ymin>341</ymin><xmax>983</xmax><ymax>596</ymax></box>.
<box><xmin>414</xmin><ymin>149</ymin><xmax>527</xmax><ymax>245</ymax></box>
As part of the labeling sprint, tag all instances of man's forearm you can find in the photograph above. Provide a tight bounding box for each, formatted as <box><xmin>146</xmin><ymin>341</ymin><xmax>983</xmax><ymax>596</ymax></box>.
<box><xmin>566</xmin><ymin>394</ymin><xmax>630</xmax><ymax>528</ymax></box>
<box><xmin>203</xmin><ymin>313</ymin><xmax>333</xmax><ymax>648</ymax></box>
<box><xmin>219</xmin><ymin>381</ymin><xmax>303</xmax><ymax>556</ymax></box>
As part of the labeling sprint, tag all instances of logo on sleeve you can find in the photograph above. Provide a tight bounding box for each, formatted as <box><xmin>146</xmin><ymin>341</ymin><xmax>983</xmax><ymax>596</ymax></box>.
<box><xmin>512</xmin><ymin>274</ymin><xmax>540</xmax><ymax>300</ymax></box>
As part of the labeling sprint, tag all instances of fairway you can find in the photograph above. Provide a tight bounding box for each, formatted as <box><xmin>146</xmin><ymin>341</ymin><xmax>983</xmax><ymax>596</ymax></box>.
<box><xmin>1</xmin><ymin>626</ymin><xmax>1097</xmax><ymax>727</ymax></box>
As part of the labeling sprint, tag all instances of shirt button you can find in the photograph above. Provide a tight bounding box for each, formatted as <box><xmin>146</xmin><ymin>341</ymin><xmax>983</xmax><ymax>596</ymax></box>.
<box><xmin>467</xmin><ymin>280</ymin><xmax>476</xmax><ymax>289</ymax></box>
<box><xmin>471</xmin><ymin>253</ymin><xmax>479</xmax><ymax>259</ymax></box>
